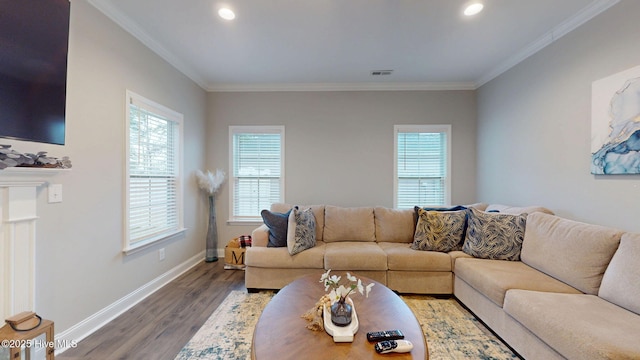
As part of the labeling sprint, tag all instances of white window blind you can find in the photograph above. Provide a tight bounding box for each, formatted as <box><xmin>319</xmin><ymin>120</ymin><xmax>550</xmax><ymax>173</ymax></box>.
<box><xmin>394</xmin><ymin>125</ymin><xmax>451</xmax><ymax>209</ymax></box>
<box><xmin>125</xmin><ymin>91</ymin><xmax>184</xmax><ymax>252</ymax></box>
<box><xmin>229</xmin><ymin>126</ymin><xmax>284</xmax><ymax>221</ymax></box>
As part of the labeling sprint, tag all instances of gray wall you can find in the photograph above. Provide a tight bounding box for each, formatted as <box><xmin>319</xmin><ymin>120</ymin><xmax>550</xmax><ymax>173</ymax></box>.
<box><xmin>6</xmin><ymin>1</ymin><xmax>208</xmax><ymax>332</ymax></box>
<box><xmin>477</xmin><ymin>0</ymin><xmax>640</xmax><ymax>232</ymax></box>
<box><xmin>207</xmin><ymin>90</ymin><xmax>477</xmax><ymax>242</ymax></box>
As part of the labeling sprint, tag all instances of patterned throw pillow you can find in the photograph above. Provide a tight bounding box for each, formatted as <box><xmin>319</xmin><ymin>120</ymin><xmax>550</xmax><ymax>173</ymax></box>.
<box><xmin>411</xmin><ymin>208</ymin><xmax>468</xmax><ymax>252</ymax></box>
<box><xmin>462</xmin><ymin>207</ymin><xmax>527</xmax><ymax>261</ymax></box>
<box><xmin>287</xmin><ymin>206</ymin><xmax>317</xmax><ymax>255</ymax></box>
<box><xmin>261</xmin><ymin>209</ymin><xmax>292</xmax><ymax>247</ymax></box>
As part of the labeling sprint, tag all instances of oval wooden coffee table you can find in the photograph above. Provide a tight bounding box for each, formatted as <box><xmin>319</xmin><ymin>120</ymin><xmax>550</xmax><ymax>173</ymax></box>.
<box><xmin>251</xmin><ymin>273</ymin><xmax>428</xmax><ymax>359</ymax></box>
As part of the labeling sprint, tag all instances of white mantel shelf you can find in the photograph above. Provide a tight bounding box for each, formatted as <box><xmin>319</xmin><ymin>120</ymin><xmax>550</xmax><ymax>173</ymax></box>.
<box><xmin>0</xmin><ymin>167</ymin><xmax>70</xmax><ymax>186</ymax></box>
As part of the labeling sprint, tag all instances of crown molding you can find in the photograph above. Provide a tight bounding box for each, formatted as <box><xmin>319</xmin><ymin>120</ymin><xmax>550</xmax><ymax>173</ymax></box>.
<box><xmin>87</xmin><ymin>0</ymin><xmax>208</xmax><ymax>90</ymax></box>
<box><xmin>475</xmin><ymin>0</ymin><xmax>620</xmax><ymax>87</ymax></box>
<box><xmin>206</xmin><ymin>81</ymin><xmax>477</xmax><ymax>92</ymax></box>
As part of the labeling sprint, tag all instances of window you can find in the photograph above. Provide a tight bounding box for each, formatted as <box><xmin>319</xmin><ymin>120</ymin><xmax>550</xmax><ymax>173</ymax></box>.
<box><xmin>124</xmin><ymin>91</ymin><xmax>184</xmax><ymax>253</ymax></box>
<box><xmin>229</xmin><ymin>126</ymin><xmax>284</xmax><ymax>222</ymax></box>
<box><xmin>394</xmin><ymin>125</ymin><xmax>451</xmax><ymax>209</ymax></box>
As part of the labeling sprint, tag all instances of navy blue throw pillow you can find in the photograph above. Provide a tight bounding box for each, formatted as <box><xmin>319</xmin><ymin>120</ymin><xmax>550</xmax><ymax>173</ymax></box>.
<box><xmin>415</xmin><ymin>205</ymin><xmax>468</xmax><ymax>212</ymax></box>
<box><xmin>261</xmin><ymin>209</ymin><xmax>292</xmax><ymax>247</ymax></box>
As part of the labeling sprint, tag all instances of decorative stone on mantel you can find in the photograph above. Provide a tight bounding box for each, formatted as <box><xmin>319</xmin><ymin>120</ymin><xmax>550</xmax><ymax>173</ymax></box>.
<box><xmin>0</xmin><ymin>167</ymin><xmax>69</xmax><ymax>321</ymax></box>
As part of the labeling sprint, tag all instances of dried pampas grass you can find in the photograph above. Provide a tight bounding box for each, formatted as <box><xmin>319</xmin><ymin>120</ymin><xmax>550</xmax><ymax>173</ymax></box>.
<box><xmin>195</xmin><ymin>169</ymin><xmax>226</xmax><ymax>195</ymax></box>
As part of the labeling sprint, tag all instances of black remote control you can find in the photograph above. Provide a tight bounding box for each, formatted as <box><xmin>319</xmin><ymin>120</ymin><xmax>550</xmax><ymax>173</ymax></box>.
<box><xmin>366</xmin><ymin>329</ymin><xmax>404</xmax><ymax>342</ymax></box>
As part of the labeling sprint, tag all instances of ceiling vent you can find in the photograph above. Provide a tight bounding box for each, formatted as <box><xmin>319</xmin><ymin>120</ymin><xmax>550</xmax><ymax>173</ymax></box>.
<box><xmin>370</xmin><ymin>70</ymin><xmax>393</xmax><ymax>76</ymax></box>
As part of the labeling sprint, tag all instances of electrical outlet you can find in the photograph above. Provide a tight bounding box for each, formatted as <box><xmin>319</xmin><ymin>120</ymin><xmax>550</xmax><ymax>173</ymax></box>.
<box><xmin>159</xmin><ymin>248</ymin><xmax>165</xmax><ymax>261</ymax></box>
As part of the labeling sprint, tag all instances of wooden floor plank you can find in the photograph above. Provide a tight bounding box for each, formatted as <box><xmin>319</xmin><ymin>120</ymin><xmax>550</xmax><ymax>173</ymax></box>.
<box><xmin>58</xmin><ymin>261</ymin><xmax>245</xmax><ymax>360</ymax></box>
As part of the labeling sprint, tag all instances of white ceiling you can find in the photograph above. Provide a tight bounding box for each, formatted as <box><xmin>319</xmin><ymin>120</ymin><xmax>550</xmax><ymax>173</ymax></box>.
<box><xmin>87</xmin><ymin>0</ymin><xmax>619</xmax><ymax>92</ymax></box>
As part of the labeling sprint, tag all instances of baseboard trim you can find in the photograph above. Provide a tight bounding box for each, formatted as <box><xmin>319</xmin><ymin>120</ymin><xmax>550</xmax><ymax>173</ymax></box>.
<box><xmin>54</xmin><ymin>250</ymin><xmax>206</xmax><ymax>355</ymax></box>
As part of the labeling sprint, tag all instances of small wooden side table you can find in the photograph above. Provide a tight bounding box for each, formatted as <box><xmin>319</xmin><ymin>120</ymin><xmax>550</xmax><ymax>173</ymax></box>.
<box><xmin>0</xmin><ymin>319</ymin><xmax>55</xmax><ymax>360</ymax></box>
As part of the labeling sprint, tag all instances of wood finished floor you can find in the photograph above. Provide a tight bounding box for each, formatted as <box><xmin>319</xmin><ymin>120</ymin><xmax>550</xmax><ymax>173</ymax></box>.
<box><xmin>58</xmin><ymin>261</ymin><xmax>245</xmax><ymax>360</ymax></box>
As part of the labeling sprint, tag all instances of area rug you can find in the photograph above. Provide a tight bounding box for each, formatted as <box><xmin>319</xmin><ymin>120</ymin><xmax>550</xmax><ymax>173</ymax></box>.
<box><xmin>175</xmin><ymin>291</ymin><xmax>518</xmax><ymax>360</ymax></box>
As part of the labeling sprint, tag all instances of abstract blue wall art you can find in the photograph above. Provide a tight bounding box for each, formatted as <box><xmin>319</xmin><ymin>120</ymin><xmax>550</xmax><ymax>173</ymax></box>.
<box><xmin>591</xmin><ymin>65</ymin><xmax>640</xmax><ymax>174</ymax></box>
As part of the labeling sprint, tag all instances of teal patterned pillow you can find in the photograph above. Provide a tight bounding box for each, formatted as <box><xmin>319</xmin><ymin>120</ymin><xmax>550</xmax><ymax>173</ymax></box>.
<box><xmin>411</xmin><ymin>208</ymin><xmax>468</xmax><ymax>252</ymax></box>
<box><xmin>287</xmin><ymin>206</ymin><xmax>317</xmax><ymax>255</ymax></box>
<box><xmin>463</xmin><ymin>207</ymin><xmax>527</xmax><ymax>261</ymax></box>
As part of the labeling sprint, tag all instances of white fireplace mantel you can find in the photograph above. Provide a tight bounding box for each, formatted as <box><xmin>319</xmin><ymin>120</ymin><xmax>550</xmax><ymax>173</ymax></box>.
<box><xmin>0</xmin><ymin>167</ymin><xmax>69</xmax><ymax>320</ymax></box>
<box><xmin>0</xmin><ymin>167</ymin><xmax>68</xmax><ymax>184</ymax></box>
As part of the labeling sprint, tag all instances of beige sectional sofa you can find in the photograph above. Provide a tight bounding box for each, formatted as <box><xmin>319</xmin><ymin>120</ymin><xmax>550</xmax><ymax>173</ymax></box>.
<box><xmin>455</xmin><ymin>212</ymin><xmax>640</xmax><ymax>359</ymax></box>
<box><xmin>245</xmin><ymin>203</ymin><xmax>640</xmax><ymax>359</ymax></box>
<box><xmin>246</xmin><ymin>203</ymin><xmax>483</xmax><ymax>293</ymax></box>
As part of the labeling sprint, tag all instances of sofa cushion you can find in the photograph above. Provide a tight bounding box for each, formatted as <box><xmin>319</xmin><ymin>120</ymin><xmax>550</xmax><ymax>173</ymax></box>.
<box><xmin>286</xmin><ymin>206</ymin><xmax>316</xmax><ymax>255</ymax></box>
<box><xmin>485</xmin><ymin>204</ymin><xmax>554</xmax><ymax>215</ymax></box>
<box><xmin>378</xmin><ymin>242</ymin><xmax>451</xmax><ymax>271</ymax></box>
<box><xmin>455</xmin><ymin>258</ymin><xmax>581</xmax><ymax>306</ymax></box>
<box><xmin>261</xmin><ymin>209</ymin><xmax>292</xmax><ymax>247</ymax></box>
<box><xmin>448</xmin><ymin>250</ymin><xmax>473</xmax><ymax>271</ymax></box>
<box><xmin>323</xmin><ymin>205</ymin><xmax>376</xmax><ymax>242</ymax></box>
<box><xmin>271</xmin><ymin>203</ymin><xmax>325</xmax><ymax>241</ymax></box>
<box><xmin>598</xmin><ymin>232</ymin><xmax>640</xmax><ymax>315</ymax></box>
<box><xmin>462</xmin><ymin>208</ymin><xmax>527</xmax><ymax>261</ymax></box>
<box><xmin>245</xmin><ymin>241</ymin><xmax>326</xmax><ymax>269</ymax></box>
<box><xmin>504</xmin><ymin>290</ymin><xmax>640</xmax><ymax>360</ymax></box>
<box><xmin>411</xmin><ymin>209</ymin><xmax>467</xmax><ymax>252</ymax></box>
<box><xmin>324</xmin><ymin>242</ymin><xmax>387</xmax><ymax>270</ymax></box>
<box><xmin>374</xmin><ymin>207</ymin><xmax>414</xmax><ymax>243</ymax></box>
<box><xmin>521</xmin><ymin>212</ymin><xmax>623</xmax><ymax>295</ymax></box>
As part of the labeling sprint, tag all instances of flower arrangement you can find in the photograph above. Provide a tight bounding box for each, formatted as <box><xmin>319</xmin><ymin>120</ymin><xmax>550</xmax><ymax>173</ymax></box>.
<box><xmin>320</xmin><ymin>269</ymin><xmax>374</xmax><ymax>303</ymax></box>
<box><xmin>302</xmin><ymin>270</ymin><xmax>375</xmax><ymax>331</ymax></box>
<box><xmin>195</xmin><ymin>169</ymin><xmax>225</xmax><ymax>195</ymax></box>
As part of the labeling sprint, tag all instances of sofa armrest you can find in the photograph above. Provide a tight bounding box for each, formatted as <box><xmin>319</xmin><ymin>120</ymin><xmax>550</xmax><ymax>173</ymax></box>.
<box><xmin>251</xmin><ymin>224</ymin><xmax>269</xmax><ymax>247</ymax></box>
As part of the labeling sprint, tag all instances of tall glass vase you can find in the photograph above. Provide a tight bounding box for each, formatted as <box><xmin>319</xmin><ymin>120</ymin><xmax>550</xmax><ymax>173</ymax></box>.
<box><xmin>205</xmin><ymin>195</ymin><xmax>218</xmax><ymax>262</ymax></box>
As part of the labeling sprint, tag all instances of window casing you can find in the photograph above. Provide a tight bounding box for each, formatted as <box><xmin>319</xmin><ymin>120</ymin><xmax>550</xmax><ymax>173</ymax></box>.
<box><xmin>394</xmin><ymin>125</ymin><xmax>451</xmax><ymax>209</ymax></box>
<box><xmin>124</xmin><ymin>91</ymin><xmax>184</xmax><ymax>253</ymax></box>
<box><xmin>229</xmin><ymin>126</ymin><xmax>284</xmax><ymax>222</ymax></box>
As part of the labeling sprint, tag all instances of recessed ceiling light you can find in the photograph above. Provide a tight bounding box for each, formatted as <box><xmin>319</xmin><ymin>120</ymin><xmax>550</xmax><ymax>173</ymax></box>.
<box><xmin>464</xmin><ymin>3</ymin><xmax>484</xmax><ymax>16</ymax></box>
<box><xmin>218</xmin><ymin>8</ymin><xmax>235</xmax><ymax>20</ymax></box>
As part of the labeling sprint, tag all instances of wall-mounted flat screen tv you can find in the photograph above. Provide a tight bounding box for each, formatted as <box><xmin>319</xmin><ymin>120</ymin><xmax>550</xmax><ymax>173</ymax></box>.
<box><xmin>0</xmin><ymin>0</ymin><xmax>70</xmax><ymax>145</ymax></box>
